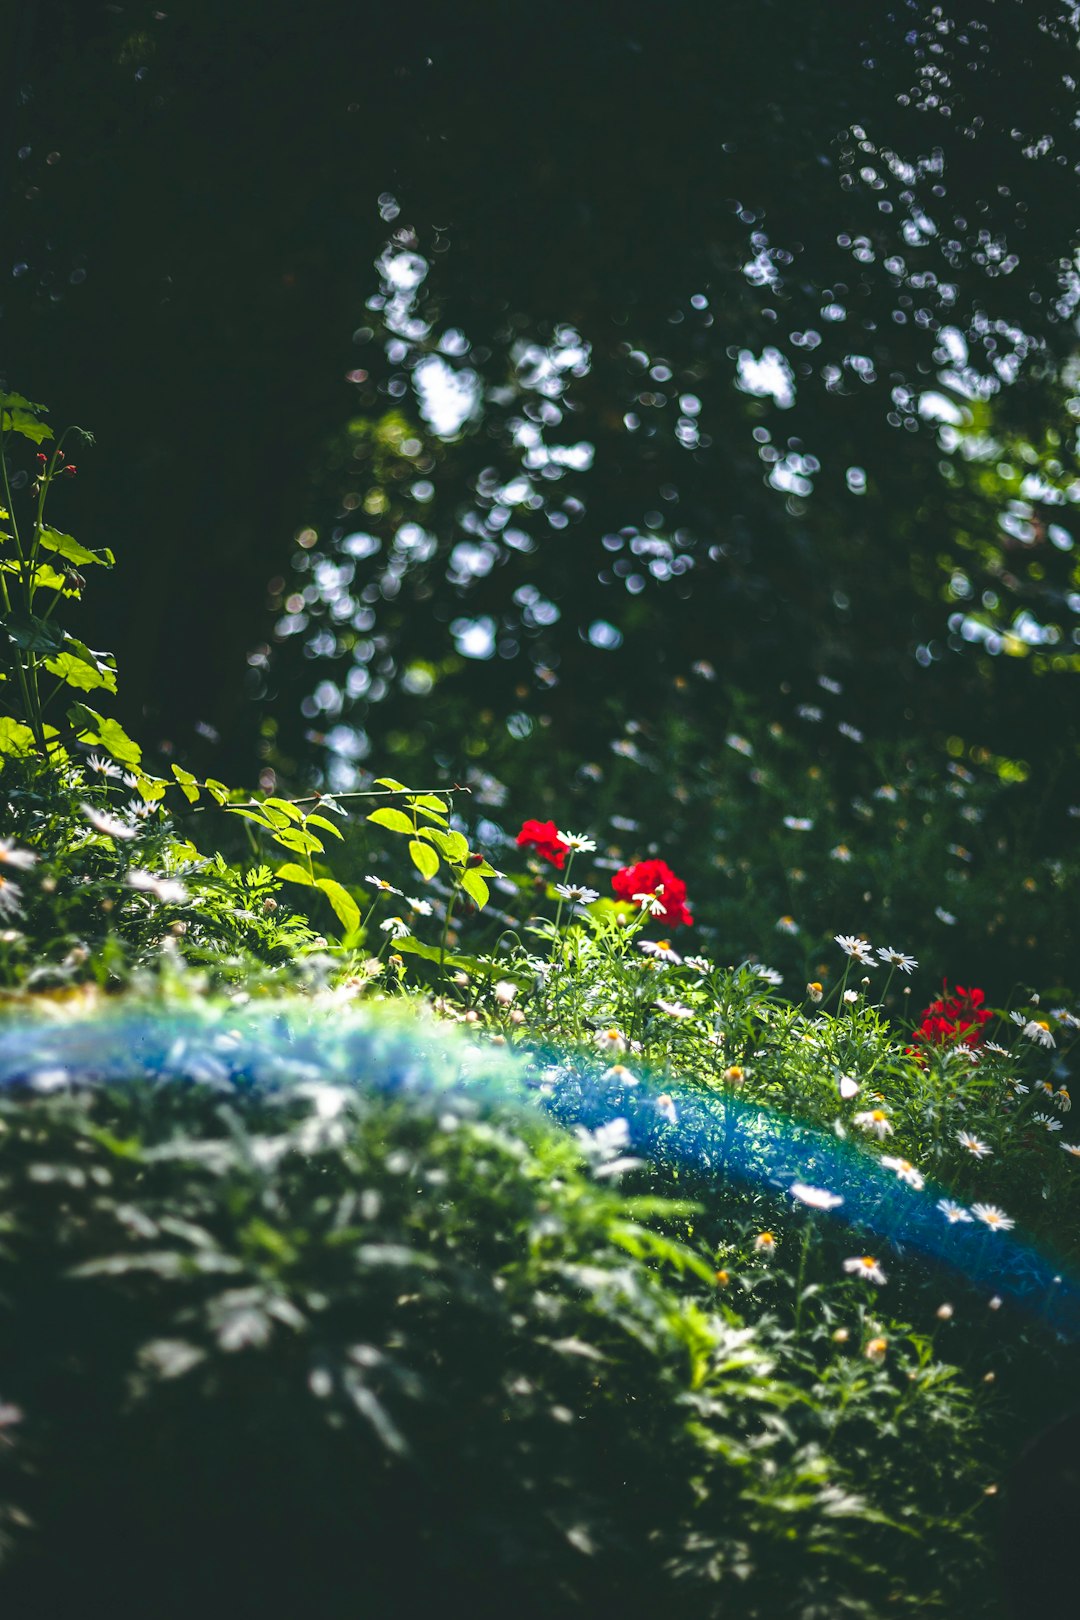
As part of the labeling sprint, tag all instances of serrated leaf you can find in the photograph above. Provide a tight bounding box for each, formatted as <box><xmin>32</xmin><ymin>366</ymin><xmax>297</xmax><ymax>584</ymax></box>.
<box><xmin>0</xmin><ymin>717</ymin><xmax>37</xmax><ymax>756</ymax></box>
<box><xmin>37</xmin><ymin>527</ymin><xmax>114</xmax><ymax>567</ymax></box>
<box><xmin>367</xmin><ymin>806</ymin><xmax>414</xmax><ymax>835</ymax></box>
<box><xmin>275</xmin><ymin>861</ymin><xmax>314</xmax><ymax>887</ymax></box>
<box><xmin>315</xmin><ymin>877</ymin><xmax>360</xmax><ymax>935</ymax></box>
<box><xmin>408</xmin><ymin>838</ymin><xmax>440</xmax><ymax>880</ymax></box>
<box><xmin>43</xmin><ymin>650</ymin><xmax>117</xmax><ymax>693</ymax></box>
<box><xmin>460</xmin><ymin>868</ymin><xmax>489</xmax><ymax>909</ymax></box>
<box><xmin>169</xmin><ymin>764</ymin><xmax>200</xmax><ymax>803</ymax></box>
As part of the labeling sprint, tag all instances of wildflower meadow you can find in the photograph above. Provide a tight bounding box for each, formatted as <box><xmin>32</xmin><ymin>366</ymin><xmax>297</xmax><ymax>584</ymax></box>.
<box><xmin>0</xmin><ymin>389</ymin><xmax>1075</xmax><ymax>1617</ymax></box>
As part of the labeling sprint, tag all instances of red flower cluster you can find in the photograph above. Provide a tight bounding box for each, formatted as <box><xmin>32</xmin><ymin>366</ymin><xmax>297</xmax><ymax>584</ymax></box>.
<box><xmin>912</xmin><ymin>983</ymin><xmax>992</xmax><ymax>1050</ymax></box>
<box><xmin>516</xmin><ymin>819</ymin><xmax>569</xmax><ymax>870</ymax></box>
<box><xmin>612</xmin><ymin>858</ymin><xmax>693</xmax><ymax>929</ymax></box>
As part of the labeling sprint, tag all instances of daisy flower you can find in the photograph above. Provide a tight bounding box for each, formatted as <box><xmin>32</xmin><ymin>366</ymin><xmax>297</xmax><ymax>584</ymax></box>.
<box><xmin>1023</xmin><ymin>1019</ymin><xmax>1056</xmax><ymax>1048</ymax></box>
<box><xmin>86</xmin><ymin>753</ymin><xmax>121</xmax><ymax>778</ymax></box>
<box><xmin>937</xmin><ymin>1199</ymin><xmax>973</xmax><ymax>1224</ymax></box>
<box><xmin>0</xmin><ymin>877</ymin><xmax>24</xmax><ymax>921</ymax></box>
<box><xmin>839</xmin><ymin>1076</ymin><xmax>860</xmax><ymax>1100</ymax></box>
<box><xmin>655</xmin><ymin>999</ymin><xmax>694</xmax><ymax>1019</ymax></box>
<box><xmin>493</xmin><ymin>981</ymin><xmax>517</xmax><ymax>1005</ymax></box>
<box><xmin>638</xmin><ymin>938</ymin><xmax>682</xmax><ymax>964</ymax></box>
<box><xmin>972</xmin><ymin>1203</ymin><xmax>1015</xmax><ymax>1232</ymax></box>
<box><xmin>843</xmin><ymin>1255</ymin><xmax>886</xmax><ymax>1284</ymax></box>
<box><xmin>684</xmin><ymin>955</ymin><xmax>712</xmax><ymax>973</ymax></box>
<box><xmin>830</xmin><ymin>844</ymin><xmax>853</xmax><ymax>863</ymax></box>
<box><xmin>876</xmin><ymin>946</ymin><xmax>918</xmax><ymax>973</ymax></box>
<box><xmin>835</xmin><ymin>934</ymin><xmax>874</xmax><ymax>965</ymax></box>
<box><xmin>594</xmin><ymin>1027</ymin><xmax>628</xmax><ymax>1056</ymax></box>
<box><xmin>796</xmin><ymin>704</ymin><xmax>823</xmax><ymax>721</ymax></box>
<box><xmin>838</xmin><ymin>722</ymin><xmax>864</xmax><ymax>743</ymax></box>
<box><xmin>406</xmin><ymin>896</ymin><xmax>433</xmax><ymax>916</ymax></box>
<box><xmin>791</xmin><ymin>1183</ymin><xmax>844</xmax><ymax>1211</ymax></box>
<box><xmin>725</xmin><ymin>733</ymin><xmax>753</xmax><ymax>757</ymax></box>
<box><xmin>81</xmin><ymin>803</ymin><xmax>137</xmax><ymax>840</ymax></box>
<box><xmin>853</xmin><ymin>1108</ymin><xmax>893</xmax><ymax>1140</ymax></box>
<box><xmin>365</xmin><ymin>875</ymin><xmax>403</xmax><ymax>895</ymax></box>
<box><xmin>783</xmin><ymin>816</ymin><xmax>814</xmax><ymax>831</ymax></box>
<box><xmin>656</xmin><ymin>1092</ymin><xmax>678</xmax><ymax>1125</ymax></box>
<box><xmin>753</xmin><ymin>1231</ymin><xmax>777</xmax><ymax>1253</ymax></box>
<box><xmin>751</xmin><ymin>965</ymin><xmax>783</xmax><ymax>987</ymax></box>
<box><xmin>1054</xmin><ymin>1088</ymin><xmax>1072</xmax><ymax>1114</ymax></box>
<box><xmin>379</xmin><ymin>916</ymin><xmax>410</xmax><ymax>939</ymax></box>
<box><xmin>983</xmin><ymin>1041</ymin><xmax>1009</xmax><ymax>1056</ymax></box>
<box><xmin>864</xmin><ymin>1336</ymin><xmax>888</xmax><ymax>1363</ymax></box>
<box><xmin>1060</xmin><ymin>1142</ymin><xmax>1080</xmax><ymax>1159</ymax></box>
<box><xmin>935</xmin><ymin>907</ymin><xmax>957</xmax><ymax>926</ymax></box>
<box><xmin>1005</xmin><ymin>1078</ymin><xmax>1030</xmax><ymax>1095</ymax></box>
<box><xmin>0</xmin><ymin>839</ymin><xmax>37</xmax><ymax>871</ymax></box>
<box><xmin>632</xmin><ymin>890</ymin><xmax>667</xmax><ymax>917</ymax></box>
<box><xmin>724</xmin><ymin>1065</ymin><xmax>746</xmax><ymax>1085</ymax></box>
<box><xmin>957</xmin><ymin>1131</ymin><xmax>992</xmax><ymax>1159</ymax></box>
<box><xmin>556</xmin><ymin>830</ymin><xmax>597</xmax><ymax>853</ymax></box>
<box><xmin>874</xmin><ymin>783</ymin><xmax>899</xmax><ymax>802</ymax></box>
<box><xmin>126</xmin><ymin>870</ymin><xmax>190</xmax><ymax>905</ymax></box>
<box><xmin>1032</xmin><ymin>1112</ymin><xmax>1063</xmax><ymax>1133</ymax></box>
<box><xmin>775</xmin><ymin>915</ymin><xmax>800</xmax><ymax>934</ymax></box>
<box><xmin>806</xmin><ymin>981</ymin><xmax>824</xmax><ymax>1003</ymax></box>
<box><xmin>881</xmin><ymin>1156</ymin><xmax>925</xmax><ymax>1189</ymax></box>
<box><xmin>555</xmin><ymin>883</ymin><xmax>600</xmax><ymax>905</ymax></box>
<box><xmin>602</xmin><ymin>1064</ymin><xmax>638</xmax><ymax>1087</ymax></box>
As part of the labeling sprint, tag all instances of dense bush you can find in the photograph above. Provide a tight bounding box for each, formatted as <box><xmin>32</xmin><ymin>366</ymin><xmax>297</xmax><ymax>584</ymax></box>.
<box><xmin>0</xmin><ymin>1001</ymin><xmax>996</xmax><ymax>1619</ymax></box>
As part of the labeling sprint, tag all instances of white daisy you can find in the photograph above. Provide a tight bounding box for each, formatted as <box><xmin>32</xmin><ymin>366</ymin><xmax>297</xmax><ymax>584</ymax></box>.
<box><xmin>881</xmin><ymin>1155</ymin><xmax>925</xmax><ymax>1189</ymax></box>
<box><xmin>602</xmin><ymin>1063</ymin><xmax>638</xmax><ymax>1087</ymax></box>
<box><xmin>1054</xmin><ymin>1088</ymin><xmax>1072</xmax><ymax>1114</ymax></box>
<box><xmin>556</xmin><ymin>830</ymin><xmax>596</xmax><ymax>853</ymax></box>
<box><xmin>983</xmin><ymin>1041</ymin><xmax>1009</xmax><ymax>1056</ymax></box>
<box><xmin>876</xmin><ymin>946</ymin><xmax>918</xmax><ymax>974</ymax></box>
<box><xmin>775</xmin><ymin>915</ymin><xmax>800</xmax><ymax>934</ymax></box>
<box><xmin>783</xmin><ymin>816</ymin><xmax>814</xmax><ymax>831</ymax></box>
<box><xmin>1005</xmin><ymin>1078</ymin><xmax>1030</xmax><ymax>1095</ymax></box>
<box><xmin>655</xmin><ymin>999</ymin><xmax>694</xmax><ymax>1020</ymax></box>
<box><xmin>957</xmin><ymin>1131</ymin><xmax>992</xmax><ymax>1159</ymax></box>
<box><xmin>874</xmin><ymin>784</ymin><xmax>899</xmax><ymax>802</ymax></box>
<box><xmin>725</xmin><ymin>734</ymin><xmax>753</xmax><ymax>757</ymax></box>
<box><xmin>0</xmin><ymin>839</ymin><xmax>37</xmax><ymax>871</ymax></box>
<box><xmin>829</xmin><ymin>843</ymin><xmax>852</xmax><ymax>863</ymax></box>
<box><xmin>835</xmin><ymin>934</ymin><xmax>874</xmax><ymax>965</ymax></box>
<box><xmin>751</xmin><ymin>965</ymin><xmax>783</xmax><ymax>986</ymax></box>
<box><xmin>843</xmin><ymin>1255</ymin><xmax>886</xmax><ymax>1284</ymax></box>
<box><xmin>638</xmin><ymin>938</ymin><xmax>681</xmax><ymax>964</ymax></box>
<box><xmin>379</xmin><ymin>916</ymin><xmax>410</xmax><ymax>939</ymax></box>
<box><xmin>555</xmin><ymin>883</ymin><xmax>600</xmax><ymax>905</ymax></box>
<box><xmin>796</xmin><ymin>704</ymin><xmax>823</xmax><ymax>721</ymax></box>
<box><xmin>656</xmin><ymin>1092</ymin><xmax>678</xmax><ymax>1125</ymax></box>
<box><xmin>632</xmin><ymin>890</ymin><xmax>667</xmax><ymax>917</ymax></box>
<box><xmin>791</xmin><ymin>1183</ymin><xmax>844</xmax><ymax>1210</ymax></box>
<box><xmin>935</xmin><ymin>907</ymin><xmax>957</xmax><ymax>925</ymax></box>
<box><xmin>125</xmin><ymin>870</ymin><xmax>190</xmax><ymax>904</ymax></box>
<box><xmin>1032</xmin><ymin>1112</ymin><xmax>1063</xmax><ymax>1133</ymax></box>
<box><xmin>594</xmin><ymin>1027</ymin><xmax>628</xmax><ymax>1056</ymax></box>
<box><xmin>753</xmin><ymin>1230</ymin><xmax>776</xmax><ymax>1253</ymax></box>
<box><xmin>364</xmin><ymin>875</ymin><xmax>402</xmax><ymax>895</ymax></box>
<box><xmin>839</xmin><ymin>1075</ymin><xmax>860</xmax><ymax>1100</ymax></box>
<box><xmin>1023</xmin><ymin>1019</ymin><xmax>1056</xmax><ymax>1048</ymax></box>
<box><xmin>406</xmin><ymin>896</ymin><xmax>433</xmax><ymax>916</ymax></box>
<box><xmin>1060</xmin><ymin>1142</ymin><xmax>1080</xmax><ymax>1159</ymax></box>
<box><xmin>972</xmin><ymin>1203</ymin><xmax>1015</xmax><ymax>1232</ymax></box>
<box><xmin>838</xmin><ymin>722</ymin><xmax>864</xmax><ymax>743</ymax></box>
<box><xmin>86</xmin><ymin>753</ymin><xmax>121</xmax><ymax>778</ymax></box>
<box><xmin>854</xmin><ymin>1108</ymin><xmax>893</xmax><ymax>1140</ymax></box>
<box><xmin>0</xmin><ymin>876</ymin><xmax>24</xmax><ymax>920</ymax></box>
<box><xmin>684</xmin><ymin>955</ymin><xmax>712</xmax><ymax>973</ymax></box>
<box><xmin>81</xmin><ymin>803</ymin><xmax>137</xmax><ymax>840</ymax></box>
<box><xmin>937</xmin><ymin>1199</ymin><xmax>973</xmax><ymax>1224</ymax></box>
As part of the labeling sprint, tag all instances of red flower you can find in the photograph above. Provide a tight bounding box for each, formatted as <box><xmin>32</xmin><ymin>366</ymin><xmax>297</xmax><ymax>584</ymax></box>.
<box><xmin>516</xmin><ymin>818</ymin><xmax>570</xmax><ymax>870</ymax></box>
<box><xmin>911</xmin><ymin>982</ymin><xmax>992</xmax><ymax>1051</ymax></box>
<box><xmin>612</xmin><ymin>858</ymin><xmax>693</xmax><ymax>929</ymax></box>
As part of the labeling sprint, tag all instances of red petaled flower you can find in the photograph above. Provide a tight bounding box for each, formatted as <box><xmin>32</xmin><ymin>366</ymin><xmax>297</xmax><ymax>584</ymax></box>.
<box><xmin>612</xmin><ymin>858</ymin><xmax>693</xmax><ymax>929</ymax></box>
<box><xmin>516</xmin><ymin>819</ymin><xmax>570</xmax><ymax>870</ymax></box>
<box><xmin>911</xmin><ymin>982</ymin><xmax>992</xmax><ymax>1051</ymax></box>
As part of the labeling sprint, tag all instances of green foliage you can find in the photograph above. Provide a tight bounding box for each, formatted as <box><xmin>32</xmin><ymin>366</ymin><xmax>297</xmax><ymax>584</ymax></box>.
<box><xmin>0</xmin><ymin>1001</ymin><xmax>995</xmax><ymax>1619</ymax></box>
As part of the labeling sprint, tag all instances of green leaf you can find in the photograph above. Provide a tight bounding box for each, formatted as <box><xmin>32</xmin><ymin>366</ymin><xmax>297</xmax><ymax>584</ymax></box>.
<box><xmin>275</xmin><ymin>862</ymin><xmax>315</xmax><ymax>887</ymax></box>
<box><xmin>226</xmin><ymin>806</ymin><xmax>277</xmax><ymax>831</ymax></box>
<box><xmin>4</xmin><ymin>612</ymin><xmax>66</xmax><ymax>654</ymax></box>
<box><xmin>367</xmin><ymin>806</ymin><xmax>414</xmax><ymax>835</ymax></box>
<box><xmin>37</xmin><ymin>527</ymin><xmax>114</xmax><ymax>567</ymax></box>
<box><xmin>0</xmin><ymin>717</ymin><xmax>37</xmax><ymax>756</ymax></box>
<box><xmin>171</xmin><ymin>764</ymin><xmax>201</xmax><ymax>804</ymax></box>
<box><xmin>411</xmin><ymin>793</ymin><xmax>448</xmax><ymax>815</ymax></box>
<box><xmin>460</xmin><ymin>868</ymin><xmax>490</xmax><ymax>909</ymax></box>
<box><xmin>423</xmin><ymin>827</ymin><xmax>469</xmax><ymax>863</ymax></box>
<box><xmin>0</xmin><ymin>407</ymin><xmax>52</xmax><ymax>444</ymax></box>
<box><xmin>262</xmin><ymin>796</ymin><xmax>304</xmax><ymax>822</ymax></box>
<box><xmin>43</xmin><ymin>650</ymin><xmax>117</xmax><ymax>693</ymax></box>
<box><xmin>315</xmin><ymin>877</ymin><xmax>360</xmax><ymax>935</ymax></box>
<box><xmin>272</xmin><ymin>825</ymin><xmax>324</xmax><ymax>856</ymax></box>
<box><xmin>68</xmin><ymin>704</ymin><xmax>142</xmax><ymax>766</ymax></box>
<box><xmin>408</xmin><ymin>838</ymin><xmax>440</xmax><ymax>880</ymax></box>
<box><xmin>304</xmin><ymin>812</ymin><xmax>344</xmax><ymax>839</ymax></box>
<box><xmin>204</xmin><ymin>777</ymin><xmax>230</xmax><ymax>805</ymax></box>
<box><xmin>0</xmin><ymin>559</ymin><xmax>80</xmax><ymax>596</ymax></box>
<box><xmin>373</xmin><ymin>776</ymin><xmax>409</xmax><ymax>791</ymax></box>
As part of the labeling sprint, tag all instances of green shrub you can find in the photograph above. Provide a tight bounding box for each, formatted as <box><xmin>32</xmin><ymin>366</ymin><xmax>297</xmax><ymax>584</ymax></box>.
<box><xmin>0</xmin><ymin>1001</ymin><xmax>995</xmax><ymax>1619</ymax></box>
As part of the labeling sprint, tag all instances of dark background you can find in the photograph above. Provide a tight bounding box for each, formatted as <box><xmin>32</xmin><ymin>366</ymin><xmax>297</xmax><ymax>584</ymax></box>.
<box><xmin>2</xmin><ymin>1</ymin><xmax>1078</xmax><ymax>794</ymax></box>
